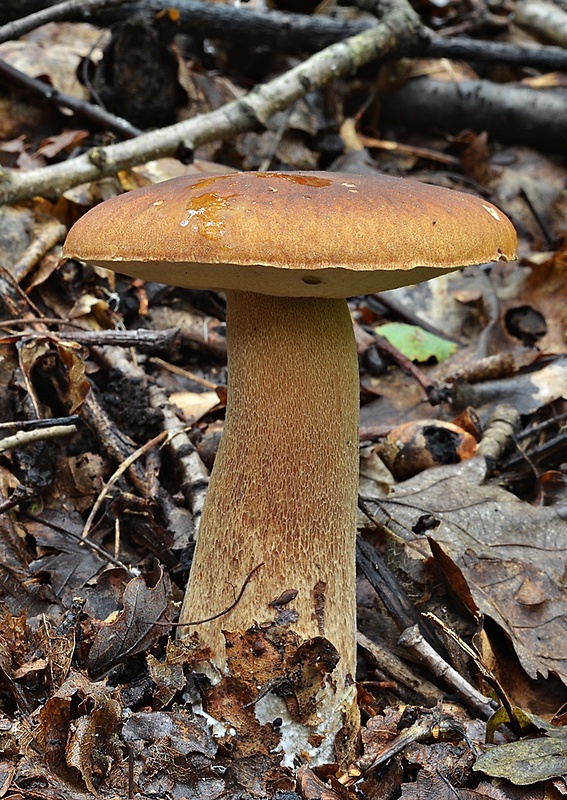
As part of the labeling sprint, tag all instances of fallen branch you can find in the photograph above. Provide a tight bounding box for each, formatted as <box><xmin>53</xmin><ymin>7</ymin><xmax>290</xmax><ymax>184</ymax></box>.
<box><xmin>0</xmin><ymin>423</ymin><xmax>78</xmax><ymax>453</ymax></box>
<box><xmin>398</xmin><ymin>624</ymin><xmax>495</xmax><ymax>720</ymax></box>
<box><xmin>0</xmin><ymin>57</ymin><xmax>141</xmax><ymax>140</ymax></box>
<box><xmin>382</xmin><ymin>78</ymin><xmax>567</xmax><ymax>151</ymax></box>
<box><xmin>1</xmin><ymin>326</ymin><xmax>180</xmax><ymax>352</ymax></box>
<box><xmin>515</xmin><ymin>0</ymin><xmax>567</xmax><ymax>48</ymax></box>
<box><xmin>0</xmin><ymin>0</ymin><xmax>424</xmax><ymax>205</ymax></box>
<box><xmin>7</xmin><ymin>0</ymin><xmax>567</xmax><ymax>72</ymax></box>
<box><xmin>0</xmin><ymin>0</ymin><xmax>130</xmax><ymax>45</ymax></box>
<box><xmin>425</xmin><ymin>31</ymin><xmax>567</xmax><ymax>70</ymax></box>
<box><xmin>2</xmin><ymin>0</ymin><xmax>567</xmax><ymax>72</ymax></box>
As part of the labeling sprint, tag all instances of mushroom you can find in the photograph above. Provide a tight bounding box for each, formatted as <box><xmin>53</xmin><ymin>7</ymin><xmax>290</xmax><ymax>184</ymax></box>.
<box><xmin>64</xmin><ymin>171</ymin><xmax>517</xmax><ymax>763</ymax></box>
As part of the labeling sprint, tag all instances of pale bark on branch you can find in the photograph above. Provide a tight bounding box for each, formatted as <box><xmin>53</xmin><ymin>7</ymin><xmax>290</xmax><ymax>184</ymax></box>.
<box><xmin>0</xmin><ymin>0</ymin><xmax>423</xmax><ymax>205</ymax></box>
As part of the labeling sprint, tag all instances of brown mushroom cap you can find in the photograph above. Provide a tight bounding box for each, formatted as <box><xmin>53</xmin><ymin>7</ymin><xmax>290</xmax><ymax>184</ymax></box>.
<box><xmin>63</xmin><ymin>171</ymin><xmax>517</xmax><ymax>298</ymax></box>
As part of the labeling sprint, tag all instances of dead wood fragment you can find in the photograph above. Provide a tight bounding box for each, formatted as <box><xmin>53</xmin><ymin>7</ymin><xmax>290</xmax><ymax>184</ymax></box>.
<box><xmin>93</xmin><ymin>343</ymin><xmax>209</xmax><ymax>534</ymax></box>
<box><xmin>7</xmin><ymin>218</ymin><xmax>66</xmax><ymax>284</ymax></box>
<box><xmin>356</xmin><ymin>535</ymin><xmax>450</xmax><ymax>659</ymax></box>
<box><xmin>356</xmin><ymin>630</ymin><xmax>443</xmax><ymax>703</ymax></box>
<box><xmin>0</xmin><ymin>414</ymin><xmax>80</xmax><ymax>431</ymax></box>
<box><xmin>147</xmin><ymin>306</ymin><xmax>226</xmax><ymax>360</ymax></box>
<box><xmin>398</xmin><ymin>625</ymin><xmax>495</xmax><ymax>719</ymax></box>
<box><xmin>3</xmin><ymin>0</ymin><xmax>567</xmax><ymax>108</ymax></box>
<box><xmin>477</xmin><ymin>403</ymin><xmax>521</xmax><ymax>469</ymax></box>
<box><xmin>25</xmin><ymin>507</ymin><xmax>135</xmax><ymax>573</ymax></box>
<box><xmin>515</xmin><ymin>0</ymin><xmax>567</xmax><ymax>48</ymax></box>
<box><xmin>95</xmin><ymin>347</ymin><xmax>209</xmax><ymax>536</ymax></box>
<box><xmin>6</xmin><ymin>326</ymin><xmax>180</xmax><ymax>352</ymax></box>
<box><xmin>6</xmin><ymin>0</ymin><xmax>567</xmax><ymax>72</ymax></box>
<box><xmin>81</xmin><ymin>428</ymin><xmax>167</xmax><ymax>540</ymax></box>
<box><xmin>501</xmin><ymin>417</ymin><xmax>567</xmax><ymax>476</ymax></box>
<box><xmin>374</xmin><ymin>334</ymin><xmax>449</xmax><ymax>406</ymax></box>
<box><xmin>0</xmin><ymin>0</ymin><xmax>563</xmax><ymax>206</ymax></box>
<box><xmin>0</xmin><ymin>57</ymin><xmax>141</xmax><ymax>140</ymax></box>
<box><xmin>424</xmin><ymin>32</ymin><xmax>567</xmax><ymax>70</ymax></box>
<box><xmin>81</xmin><ymin>389</ymin><xmax>148</xmax><ymax>496</ymax></box>
<box><xmin>0</xmin><ymin>0</ymin><xmax>423</xmax><ymax>204</ymax></box>
<box><xmin>0</xmin><ymin>0</ymin><xmax>376</xmax><ymax>50</ymax></box>
<box><xmin>0</xmin><ymin>423</ymin><xmax>78</xmax><ymax>453</ymax></box>
<box><xmin>382</xmin><ymin>79</ymin><xmax>567</xmax><ymax>151</ymax></box>
<box><xmin>0</xmin><ymin>0</ymin><xmax>130</xmax><ymax>45</ymax></box>
<box><xmin>0</xmin><ymin>483</ymin><xmax>33</xmax><ymax>515</ymax></box>
<box><xmin>148</xmin><ymin>382</ymin><xmax>209</xmax><ymax>535</ymax></box>
<box><xmin>347</xmin><ymin>707</ymin><xmax>461</xmax><ymax>780</ymax></box>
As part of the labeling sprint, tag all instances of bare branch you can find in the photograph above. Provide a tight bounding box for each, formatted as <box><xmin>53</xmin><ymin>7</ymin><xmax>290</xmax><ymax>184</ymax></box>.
<box><xmin>0</xmin><ymin>0</ymin><xmax>422</xmax><ymax>205</ymax></box>
<box><xmin>0</xmin><ymin>0</ymin><xmax>130</xmax><ymax>45</ymax></box>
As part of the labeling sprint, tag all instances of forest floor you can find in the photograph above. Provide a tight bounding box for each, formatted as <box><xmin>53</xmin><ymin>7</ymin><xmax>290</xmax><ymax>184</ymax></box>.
<box><xmin>0</xmin><ymin>0</ymin><xmax>566</xmax><ymax>798</ymax></box>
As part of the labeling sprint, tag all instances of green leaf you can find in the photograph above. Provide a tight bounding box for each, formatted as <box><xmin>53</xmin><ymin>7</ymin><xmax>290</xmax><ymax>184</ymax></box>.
<box><xmin>375</xmin><ymin>322</ymin><xmax>457</xmax><ymax>363</ymax></box>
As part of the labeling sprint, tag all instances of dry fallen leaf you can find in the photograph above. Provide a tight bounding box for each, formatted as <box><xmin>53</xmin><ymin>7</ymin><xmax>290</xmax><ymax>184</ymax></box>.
<box><xmin>87</xmin><ymin>566</ymin><xmax>175</xmax><ymax>675</ymax></box>
<box><xmin>363</xmin><ymin>457</ymin><xmax>567</xmax><ymax>685</ymax></box>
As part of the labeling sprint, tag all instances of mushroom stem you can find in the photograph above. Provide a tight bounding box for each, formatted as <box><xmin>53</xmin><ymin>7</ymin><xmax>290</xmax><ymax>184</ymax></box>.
<box><xmin>179</xmin><ymin>290</ymin><xmax>359</xmax><ymax>739</ymax></box>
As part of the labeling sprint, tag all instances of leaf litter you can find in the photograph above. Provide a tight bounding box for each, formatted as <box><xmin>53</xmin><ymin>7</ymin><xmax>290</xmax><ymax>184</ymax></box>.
<box><xmin>0</xmin><ymin>1</ymin><xmax>566</xmax><ymax>799</ymax></box>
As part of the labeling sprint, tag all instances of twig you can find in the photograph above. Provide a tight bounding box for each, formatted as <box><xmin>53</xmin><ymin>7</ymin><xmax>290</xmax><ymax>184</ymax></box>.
<box><xmin>0</xmin><ymin>0</ymin><xmax>130</xmax><ymax>45</ymax></box>
<box><xmin>81</xmin><ymin>390</ymin><xmax>148</xmax><ymax>496</ymax></box>
<box><xmin>398</xmin><ymin>624</ymin><xmax>496</xmax><ymax>720</ymax></box>
<box><xmin>368</xmin><ymin>293</ymin><xmax>462</xmax><ymax>344</ymax></box>
<box><xmin>0</xmin><ymin>317</ymin><xmax>85</xmax><ymax>329</ymax></box>
<box><xmin>166</xmin><ymin>563</ymin><xmax>264</xmax><ymax>627</ymax></box>
<box><xmin>356</xmin><ymin>533</ymin><xmax>451</xmax><ymax>661</ymax></box>
<box><xmin>81</xmin><ymin>429</ymin><xmax>168</xmax><ymax>539</ymax></box>
<box><xmin>356</xmin><ymin>630</ymin><xmax>443</xmax><ymax>703</ymax></box>
<box><xmin>425</xmin><ymin>30</ymin><xmax>567</xmax><ymax>69</ymax></box>
<box><xmin>258</xmin><ymin>104</ymin><xmax>296</xmax><ymax>172</ymax></box>
<box><xmin>0</xmin><ymin>414</ymin><xmax>80</xmax><ymax>431</ymax></box>
<box><xmin>502</xmin><ymin>427</ymin><xmax>567</xmax><ymax>474</ymax></box>
<box><xmin>150</xmin><ymin>357</ymin><xmax>219</xmax><ymax>390</ymax></box>
<box><xmin>421</xmin><ymin>612</ymin><xmax>522</xmax><ymax>734</ymax></box>
<box><xmin>3</xmin><ymin>326</ymin><xmax>180</xmax><ymax>352</ymax></box>
<box><xmin>147</xmin><ymin>307</ymin><xmax>226</xmax><ymax>361</ymax></box>
<box><xmin>25</xmin><ymin>510</ymin><xmax>135</xmax><ymax>574</ymax></box>
<box><xmin>345</xmin><ymin>714</ymin><xmax>448</xmax><ymax>782</ymax></box>
<box><xmin>2</xmin><ymin>0</ymin><xmax>567</xmax><ymax>71</ymax></box>
<box><xmin>0</xmin><ymin>57</ymin><xmax>141</xmax><ymax>140</ymax></box>
<box><xmin>0</xmin><ymin>0</ymin><xmax>423</xmax><ymax>204</ymax></box>
<box><xmin>10</xmin><ymin>0</ymin><xmax>567</xmax><ymax>72</ymax></box>
<box><xmin>0</xmin><ymin>423</ymin><xmax>78</xmax><ymax>453</ymax></box>
<box><xmin>93</xmin><ymin>344</ymin><xmax>211</xmax><ymax>537</ymax></box>
<box><xmin>148</xmin><ymin>383</ymin><xmax>210</xmax><ymax>534</ymax></box>
<box><xmin>0</xmin><ymin>484</ymin><xmax>33</xmax><ymax>515</ymax></box>
<box><xmin>9</xmin><ymin>218</ymin><xmax>66</xmax><ymax>284</ymax></box>
<box><xmin>374</xmin><ymin>334</ymin><xmax>450</xmax><ymax>406</ymax></box>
